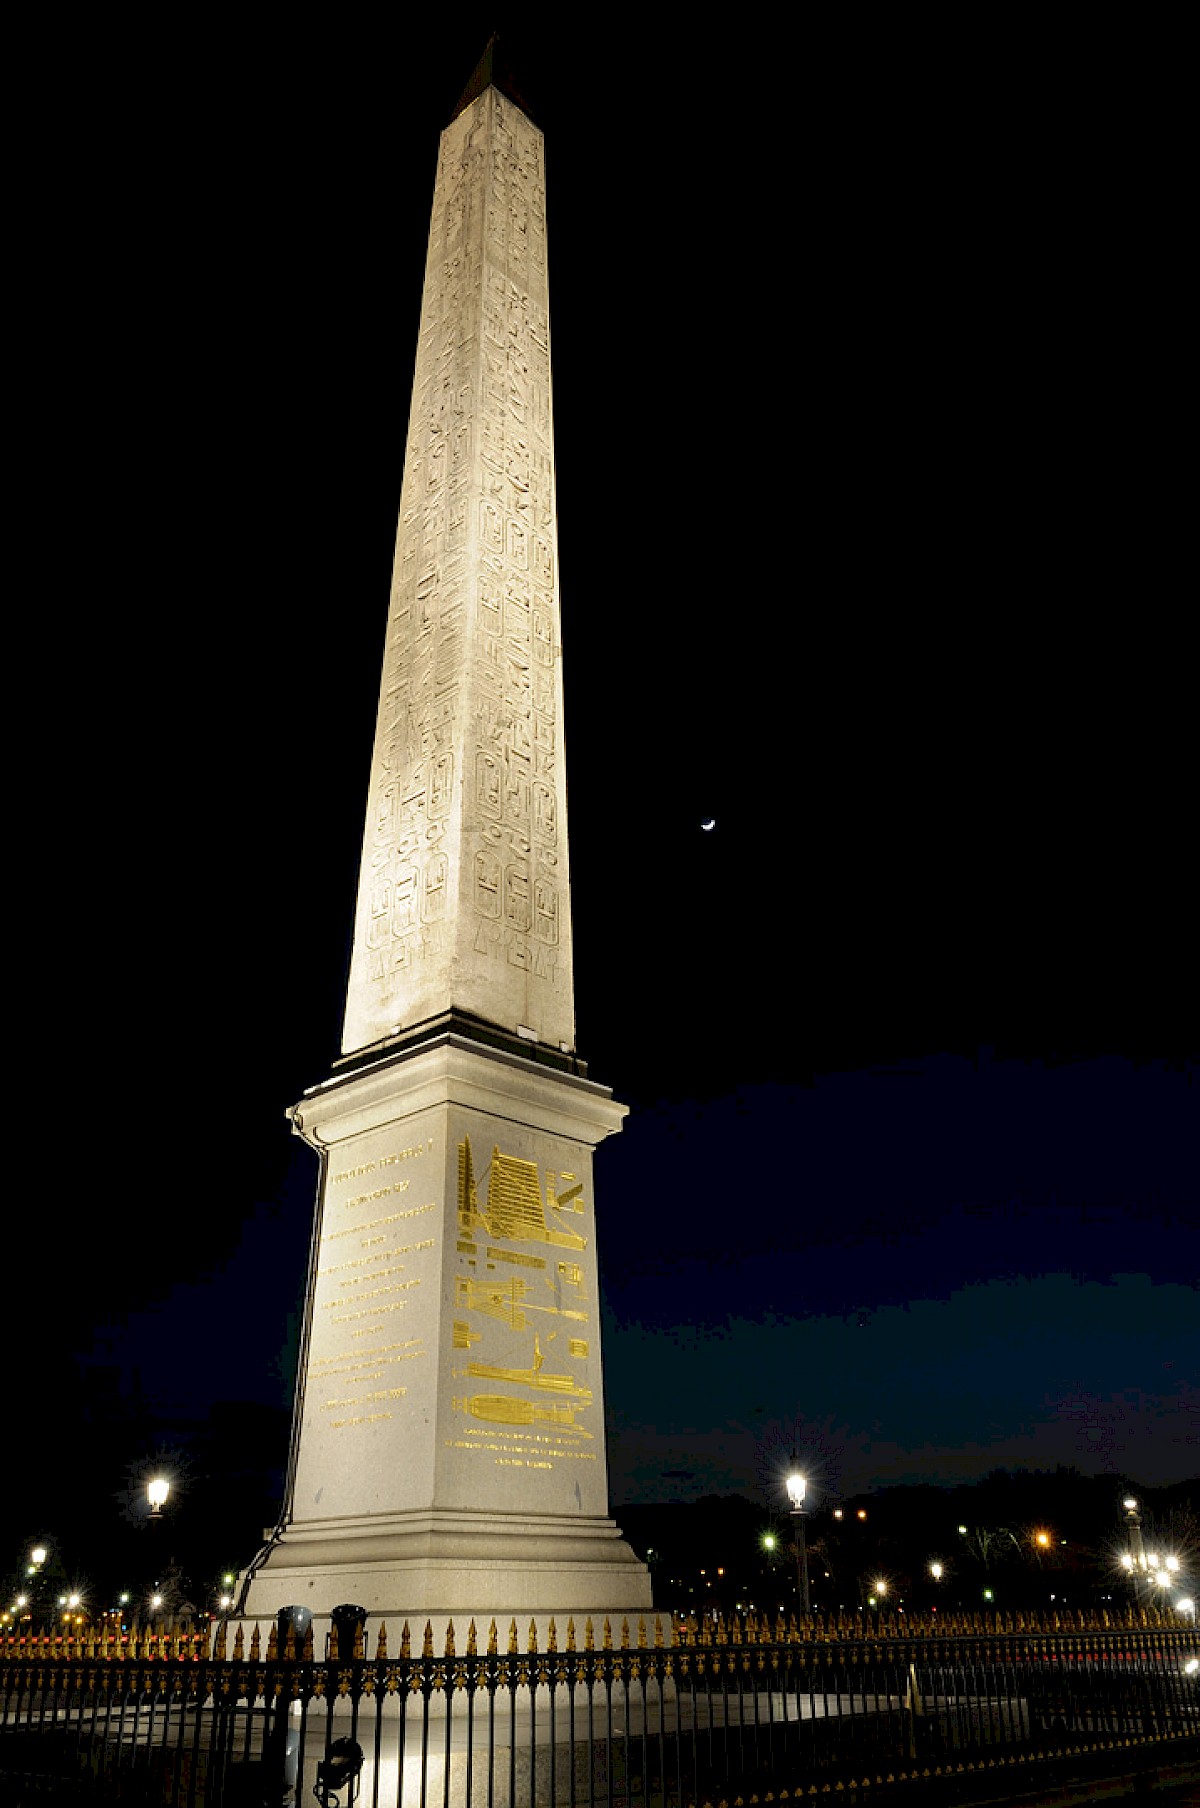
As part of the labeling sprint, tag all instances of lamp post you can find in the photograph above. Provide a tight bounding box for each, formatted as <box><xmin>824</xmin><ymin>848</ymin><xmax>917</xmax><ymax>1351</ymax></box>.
<box><xmin>146</xmin><ymin>1476</ymin><xmax>173</xmax><ymax>1629</ymax></box>
<box><xmin>1122</xmin><ymin>1495</ymin><xmax>1147</xmax><ymax>1601</ymax></box>
<box><xmin>785</xmin><ymin>1455</ymin><xmax>811</xmax><ymax>1615</ymax></box>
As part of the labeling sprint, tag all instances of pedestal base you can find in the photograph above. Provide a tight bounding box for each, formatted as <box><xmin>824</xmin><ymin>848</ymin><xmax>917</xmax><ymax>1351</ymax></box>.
<box><xmin>239</xmin><ymin>1504</ymin><xmax>653</xmax><ymax>1621</ymax></box>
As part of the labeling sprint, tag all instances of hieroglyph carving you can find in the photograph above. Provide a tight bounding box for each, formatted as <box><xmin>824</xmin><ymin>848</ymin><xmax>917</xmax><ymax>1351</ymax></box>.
<box><xmin>342</xmin><ymin>88</ymin><xmax>574</xmax><ymax>1057</ymax></box>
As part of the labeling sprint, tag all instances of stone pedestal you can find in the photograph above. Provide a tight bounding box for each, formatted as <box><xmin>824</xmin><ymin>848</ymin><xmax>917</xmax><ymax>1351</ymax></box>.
<box><xmin>240</xmin><ymin>1030</ymin><xmax>651</xmax><ymax>1621</ymax></box>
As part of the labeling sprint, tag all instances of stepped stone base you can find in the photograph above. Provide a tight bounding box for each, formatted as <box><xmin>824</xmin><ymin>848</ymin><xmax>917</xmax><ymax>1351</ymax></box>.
<box><xmin>239</xmin><ymin>1505</ymin><xmax>653</xmax><ymax>1622</ymax></box>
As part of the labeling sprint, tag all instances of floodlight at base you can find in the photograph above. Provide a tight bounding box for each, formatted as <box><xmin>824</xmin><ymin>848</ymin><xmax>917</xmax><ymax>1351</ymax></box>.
<box><xmin>315</xmin><ymin>1737</ymin><xmax>364</xmax><ymax>1807</ymax></box>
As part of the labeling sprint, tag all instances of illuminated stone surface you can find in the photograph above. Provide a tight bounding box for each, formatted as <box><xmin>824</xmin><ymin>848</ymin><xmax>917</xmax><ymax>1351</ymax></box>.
<box><xmin>341</xmin><ymin>80</ymin><xmax>574</xmax><ymax>1065</ymax></box>
<box><xmin>240</xmin><ymin>59</ymin><xmax>650</xmax><ymax>1624</ymax></box>
<box><xmin>242</xmin><ymin>1038</ymin><xmax>648</xmax><ymax>1617</ymax></box>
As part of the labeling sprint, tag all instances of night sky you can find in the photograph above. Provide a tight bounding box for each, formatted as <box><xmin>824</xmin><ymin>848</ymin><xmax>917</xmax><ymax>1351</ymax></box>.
<box><xmin>6</xmin><ymin>16</ymin><xmax>1194</xmax><ymax>1583</ymax></box>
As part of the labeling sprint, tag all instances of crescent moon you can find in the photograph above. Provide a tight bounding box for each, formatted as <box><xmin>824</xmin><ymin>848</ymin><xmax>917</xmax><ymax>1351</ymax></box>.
<box><xmin>701</xmin><ymin>818</ymin><xmax>716</xmax><ymax>831</ymax></box>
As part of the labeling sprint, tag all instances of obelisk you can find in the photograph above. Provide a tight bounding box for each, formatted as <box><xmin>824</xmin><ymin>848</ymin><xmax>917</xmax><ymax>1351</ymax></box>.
<box><xmin>240</xmin><ymin>44</ymin><xmax>650</xmax><ymax>1623</ymax></box>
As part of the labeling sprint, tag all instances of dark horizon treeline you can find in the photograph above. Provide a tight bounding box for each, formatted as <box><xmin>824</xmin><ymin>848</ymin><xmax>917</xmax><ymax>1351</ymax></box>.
<box><xmin>5</xmin><ymin>1433</ymin><xmax>1195</xmax><ymax>1631</ymax></box>
<box><xmin>614</xmin><ymin>1467</ymin><xmax>1198</xmax><ymax>1620</ymax></box>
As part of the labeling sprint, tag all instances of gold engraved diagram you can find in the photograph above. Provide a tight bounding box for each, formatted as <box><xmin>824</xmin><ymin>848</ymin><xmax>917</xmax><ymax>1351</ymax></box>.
<box><xmin>455</xmin><ymin>1276</ymin><xmax>587</xmax><ymax>1328</ymax></box>
<box><xmin>457</xmin><ymin>1334</ymin><xmax>591</xmax><ymax>1402</ymax></box>
<box><xmin>451</xmin><ymin>1136</ymin><xmax>593</xmax><ymax>1453</ymax></box>
<box><xmin>452</xmin><ymin>1396</ymin><xmax>592</xmax><ymax>1437</ymax></box>
<box><xmin>457</xmin><ymin>1137</ymin><xmax>587</xmax><ymax>1249</ymax></box>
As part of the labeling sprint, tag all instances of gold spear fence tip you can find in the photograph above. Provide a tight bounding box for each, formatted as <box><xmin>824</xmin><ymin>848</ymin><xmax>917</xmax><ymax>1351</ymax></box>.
<box><xmin>487</xmin><ymin>1619</ymin><xmax>498</xmax><ymax>1656</ymax></box>
<box><xmin>375</xmin><ymin>1622</ymin><xmax>387</xmax><ymax>1660</ymax></box>
<box><xmin>528</xmin><ymin>1619</ymin><xmax>538</xmax><ymax>1652</ymax></box>
<box><xmin>400</xmin><ymin>1622</ymin><xmax>411</xmax><ymax>1659</ymax></box>
<box><xmin>547</xmin><ymin>1618</ymin><xmax>557</xmax><ymax>1651</ymax></box>
<box><xmin>422</xmin><ymin>1621</ymin><xmax>434</xmax><ymax>1659</ymax></box>
<box><xmin>445</xmin><ymin>1620</ymin><xmax>455</xmax><ymax>1657</ymax></box>
<box><xmin>467</xmin><ymin>1620</ymin><xmax>477</xmax><ymax>1656</ymax></box>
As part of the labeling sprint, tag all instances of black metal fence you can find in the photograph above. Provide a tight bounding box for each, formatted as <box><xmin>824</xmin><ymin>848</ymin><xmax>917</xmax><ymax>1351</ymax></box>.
<box><xmin>2</xmin><ymin>1609</ymin><xmax>1197</xmax><ymax>1805</ymax></box>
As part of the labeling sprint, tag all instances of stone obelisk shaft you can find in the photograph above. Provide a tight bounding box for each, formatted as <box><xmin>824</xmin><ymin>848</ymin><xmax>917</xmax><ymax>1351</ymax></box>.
<box><xmin>342</xmin><ymin>85</ymin><xmax>574</xmax><ymax>1063</ymax></box>
<box><xmin>238</xmin><ymin>71</ymin><xmax>650</xmax><ymax>1627</ymax></box>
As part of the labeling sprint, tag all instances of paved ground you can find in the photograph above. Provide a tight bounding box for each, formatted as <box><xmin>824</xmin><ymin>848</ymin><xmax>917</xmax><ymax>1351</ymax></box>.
<box><xmin>969</xmin><ymin>1759</ymin><xmax>1200</xmax><ymax>1805</ymax></box>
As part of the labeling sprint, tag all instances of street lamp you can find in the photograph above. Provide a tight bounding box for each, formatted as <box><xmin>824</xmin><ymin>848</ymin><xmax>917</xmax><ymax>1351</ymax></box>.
<box><xmin>785</xmin><ymin>1454</ymin><xmax>811</xmax><ymax>1615</ymax></box>
<box><xmin>147</xmin><ymin>1478</ymin><xmax>170</xmax><ymax>1519</ymax></box>
<box><xmin>929</xmin><ymin>1561</ymin><xmax>944</xmax><ymax>1581</ymax></box>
